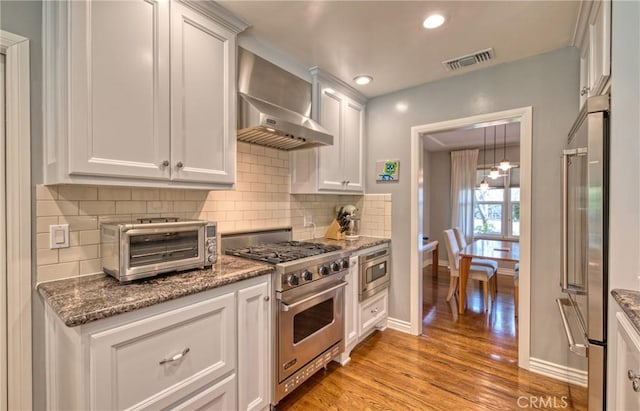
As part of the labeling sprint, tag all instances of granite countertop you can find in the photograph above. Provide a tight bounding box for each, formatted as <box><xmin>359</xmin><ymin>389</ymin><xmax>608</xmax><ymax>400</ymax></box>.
<box><xmin>38</xmin><ymin>255</ymin><xmax>274</xmax><ymax>327</ymax></box>
<box><xmin>612</xmin><ymin>289</ymin><xmax>640</xmax><ymax>335</ymax></box>
<box><xmin>309</xmin><ymin>236</ymin><xmax>391</xmax><ymax>252</ymax></box>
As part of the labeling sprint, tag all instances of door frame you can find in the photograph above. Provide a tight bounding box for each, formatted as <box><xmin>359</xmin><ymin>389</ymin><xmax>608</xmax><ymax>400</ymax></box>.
<box><xmin>1</xmin><ymin>30</ymin><xmax>33</xmax><ymax>410</ymax></box>
<box><xmin>410</xmin><ymin>106</ymin><xmax>532</xmax><ymax>370</ymax></box>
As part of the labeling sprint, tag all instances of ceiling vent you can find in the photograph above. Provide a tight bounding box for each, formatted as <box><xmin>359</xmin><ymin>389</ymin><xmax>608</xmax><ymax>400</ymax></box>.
<box><xmin>442</xmin><ymin>48</ymin><xmax>495</xmax><ymax>71</ymax></box>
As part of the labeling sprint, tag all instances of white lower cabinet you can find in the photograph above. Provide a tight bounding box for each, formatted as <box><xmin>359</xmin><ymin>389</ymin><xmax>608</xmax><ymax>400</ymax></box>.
<box><xmin>614</xmin><ymin>312</ymin><xmax>640</xmax><ymax>410</ymax></box>
<box><xmin>358</xmin><ymin>289</ymin><xmax>388</xmax><ymax>337</ymax></box>
<box><xmin>338</xmin><ymin>248</ymin><xmax>389</xmax><ymax>365</ymax></box>
<box><xmin>237</xmin><ymin>281</ymin><xmax>271</xmax><ymax>411</ymax></box>
<box><xmin>44</xmin><ymin>275</ymin><xmax>271</xmax><ymax>411</ymax></box>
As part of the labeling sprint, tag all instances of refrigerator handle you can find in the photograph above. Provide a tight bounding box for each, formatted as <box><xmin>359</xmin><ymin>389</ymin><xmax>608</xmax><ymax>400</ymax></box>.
<box><xmin>556</xmin><ymin>298</ymin><xmax>588</xmax><ymax>357</ymax></box>
<box><xmin>561</xmin><ymin>152</ymin><xmax>569</xmax><ymax>292</ymax></box>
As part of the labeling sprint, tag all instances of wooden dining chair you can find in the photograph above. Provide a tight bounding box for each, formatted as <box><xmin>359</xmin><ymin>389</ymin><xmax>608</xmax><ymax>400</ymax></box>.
<box><xmin>443</xmin><ymin>229</ymin><xmax>496</xmax><ymax>311</ymax></box>
<box><xmin>452</xmin><ymin>227</ymin><xmax>499</xmax><ymax>271</ymax></box>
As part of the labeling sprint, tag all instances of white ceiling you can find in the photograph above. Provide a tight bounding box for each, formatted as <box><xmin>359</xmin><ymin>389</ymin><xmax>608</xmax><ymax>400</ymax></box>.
<box><xmin>219</xmin><ymin>1</ymin><xmax>581</xmax><ymax>98</ymax></box>
<box><xmin>422</xmin><ymin>121</ymin><xmax>520</xmax><ymax>152</ymax></box>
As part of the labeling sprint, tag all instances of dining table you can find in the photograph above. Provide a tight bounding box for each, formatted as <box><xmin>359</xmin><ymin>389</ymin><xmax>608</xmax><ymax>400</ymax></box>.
<box><xmin>458</xmin><ymin>239</ymin><xmax>520</xmax><ymax>314</ymax></box>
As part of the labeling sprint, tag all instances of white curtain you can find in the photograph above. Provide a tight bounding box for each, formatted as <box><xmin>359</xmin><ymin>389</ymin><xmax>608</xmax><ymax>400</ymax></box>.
<box><xmin>450</xmin><ymin>149</ymin><xmax>479</xmax><ymax>243</ymax></box>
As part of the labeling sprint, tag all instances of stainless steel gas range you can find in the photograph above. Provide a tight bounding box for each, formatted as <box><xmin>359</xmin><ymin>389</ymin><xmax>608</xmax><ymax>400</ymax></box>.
<box><xmin>222</xmin><ymin>228</ymin><xmax>350</xmax><ymax>404</ymax></box>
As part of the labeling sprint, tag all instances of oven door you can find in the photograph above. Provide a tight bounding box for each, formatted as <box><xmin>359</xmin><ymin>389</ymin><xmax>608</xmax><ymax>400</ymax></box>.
<box><xmin>277</xmin><ymin>278</ymin><xmax>346</xmax><ymax>383</ymax></box>
<box><xmin>359</xmin><ymin>248</ymin><xmax>390</xmax><ymax>300</ymax></box>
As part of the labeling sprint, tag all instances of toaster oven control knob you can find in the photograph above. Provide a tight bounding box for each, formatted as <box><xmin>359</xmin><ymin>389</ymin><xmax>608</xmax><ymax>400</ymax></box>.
<box><xmin>301</xmin><ymin>270</ymin><xmax>313</xmax><ymax>281</ymax></box>
<box><xmin>330</xmin><ymin>262</ymin><xmax>340</xmax><ymax>272</ymax></box>
<box><xmin>341</xmin><ymin>259</ymin><xmax>349</xmax><ymax>269</ymax></box>
<box><xmin>207</xmin><ymin>245</ymin><xmax>215</xmax><ymax>253</ymax></box>
<box><xmin>207</xmin><ymin>255</ymin><xmax>215</xmax><ymax>263</ymax></box>
<box><xmin>319</xmin><ymin>265</ymin><xmax>330</xmax><ymax>276</ymax></box>
<box><xmin>286</xmin><ymin>274</ymin><xmax>299</xmax><ymax>286</ymax></box>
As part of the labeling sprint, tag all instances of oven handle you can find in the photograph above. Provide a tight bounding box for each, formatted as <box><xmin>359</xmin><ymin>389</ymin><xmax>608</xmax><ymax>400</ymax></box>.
<box><xmin>280</xmin><ymin>281</ymin><xmax>347</xmax><ymax>312</ymax></box>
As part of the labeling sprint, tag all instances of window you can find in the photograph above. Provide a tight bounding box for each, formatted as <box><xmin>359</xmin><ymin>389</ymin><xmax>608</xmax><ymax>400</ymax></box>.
<box><xmin>474</xmin><ymin>168</ymin><xmax>520</xmax><ymax>238</ymax></box>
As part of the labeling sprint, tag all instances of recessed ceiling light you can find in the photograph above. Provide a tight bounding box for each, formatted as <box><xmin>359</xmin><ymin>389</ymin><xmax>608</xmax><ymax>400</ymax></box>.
<box><xmin>423</xmin><ymin>14</ymin><xmax>445</xmax><ymax>29</ymax></box>
<box><xmin>354</xmin><ymin>75</ymin><xmax>373</xmax><ymax>85</ymax></box>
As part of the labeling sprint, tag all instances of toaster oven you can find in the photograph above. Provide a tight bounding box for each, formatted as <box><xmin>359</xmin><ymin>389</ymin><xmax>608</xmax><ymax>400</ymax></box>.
<box><xmin>101</xmin><ymin>218</ymin><xmax>217</xmax><ymax>282</ymax></box>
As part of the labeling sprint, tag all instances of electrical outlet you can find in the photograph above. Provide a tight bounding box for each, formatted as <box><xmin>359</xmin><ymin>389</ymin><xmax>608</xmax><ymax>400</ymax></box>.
<box><xmin>304</xmin><ymin>214</ymin><xmax>313</xmax><ymax>227</ymax></box>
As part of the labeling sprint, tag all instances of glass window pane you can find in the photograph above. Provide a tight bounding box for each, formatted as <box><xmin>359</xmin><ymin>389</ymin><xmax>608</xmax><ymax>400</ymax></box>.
<box><xmin>510</xmin><ymin>188</ymin><xmax>520</xmax><ymax>202</ymax></box>
<box><xmin>474</xmin><ymin>203</ymin><xmax>503</xmax><ymax>235</ymax></box>
<box><xmin>511</xmin><ymin>203</ymin><xmax>520</xmax><ymax>236</ymax></box>
<box><xmin>474</xmin><ymin>188</ymin><xmax>505</xmax><ymax>202</ymax></box>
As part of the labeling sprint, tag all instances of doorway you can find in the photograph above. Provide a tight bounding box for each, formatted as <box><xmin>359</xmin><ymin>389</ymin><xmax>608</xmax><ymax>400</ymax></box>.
<box><xmin>0</xmin><ymin>51</ymin><xmax>7</xmax><ymax>411</ymax></box>
<box><xmin>1</xmin><ymin>30</ymin><xmax>32</xmax><ymax>409</ymax></box>
<box><xmin>410</xmin><ymin>107</ymin><xmax>532</xmax><ymax>369</ymax></box>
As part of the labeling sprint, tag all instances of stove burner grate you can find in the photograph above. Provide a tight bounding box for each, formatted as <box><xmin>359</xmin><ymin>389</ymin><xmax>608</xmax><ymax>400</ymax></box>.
<box><xmin>225</xmin><ymin>241</ymin><xmax>341</xmax><ymax>264</ymax></box>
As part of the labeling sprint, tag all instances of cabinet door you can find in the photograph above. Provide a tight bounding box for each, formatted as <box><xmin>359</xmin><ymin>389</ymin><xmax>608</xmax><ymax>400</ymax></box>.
<box><xmin>90</xmin><ymin>292</ymin><xmax>236</xmax><ymax>410</ymax></box>
<box><xmin>318</xmin><ymin>88</ymin><xmax>345</xmax><ymax>191</ymax></box>
<box><xmin>68</xmin><ymin>0</ymin><xmax>171</xmax><ymax>180</ymax></box>
<box><xmin>579</xmin><ymin>42</ymin><xmax>590</xmax><ymax>107</ymax></box>
<box><xmin>342</xmin><ymin>98</ymin><xmax>365</xmax><ymax>192</ymax></box>
<box><xmin>588</xmin><ymin>0</ymin><xmax>610</xmax><ymax>97</ymax></box>
<box><xmin>170</xmin><ymin>2</ymin><xmax>236</xmax><ymax>185</ymax></box>
<box><xmin>615</xmin><ymin>312</ymin><xmax>640</xmax><ymax>410</ymax></box>
<box><xmin>344</xmin><ymin>256</ymin><xmax>359</xmax><ymax>349</ymax></box>
<box><xmin>237</xmin><ymin>280</ymin><xmax>271</xmax><ymax>411</ymax></box>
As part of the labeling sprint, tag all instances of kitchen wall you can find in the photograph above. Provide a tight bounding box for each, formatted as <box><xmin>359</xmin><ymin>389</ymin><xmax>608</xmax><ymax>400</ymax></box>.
<box><xmin>366</xmin><ymin>46</ymin><xmax>580</xmax><ymax>368</ymax></box>
<box><xmin>35</xmin><ymin>142</ymin><xmax>391</xmax><ymax>283</ymax></box>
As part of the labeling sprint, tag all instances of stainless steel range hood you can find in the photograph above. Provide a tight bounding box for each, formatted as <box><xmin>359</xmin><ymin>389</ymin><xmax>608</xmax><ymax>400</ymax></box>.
<box><xmin>237</xmin><ymin>48</ymin><xmax>333</xmax><ymax>150</ymax></box>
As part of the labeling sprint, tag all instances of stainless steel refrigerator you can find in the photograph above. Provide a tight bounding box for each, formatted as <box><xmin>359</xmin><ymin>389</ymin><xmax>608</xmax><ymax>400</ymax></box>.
<box><xmin>557</xmin><ymin>95</ymin><xmax>609</xmax><ymax>411</ymax></box>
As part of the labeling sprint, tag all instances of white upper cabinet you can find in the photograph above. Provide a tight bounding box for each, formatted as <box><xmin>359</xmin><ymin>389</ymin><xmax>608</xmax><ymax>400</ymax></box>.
<box><xmin>576</xmin><ymin>0</ymin><xmax>610</xmax><ymax>106</ymax></box>
<box><xmin>44</xmin><ymin>0</ymin><xmax>247</xmax><ymax>189</ymax></box>
<box><xmin>290</xmin><ymin>67</ymin><xmax>366</xmax><ymax>194</ymax></box>
<box><xmin>170</xmin><ymin>2</ymin><xmax>236</xmax><ymax>185</ymax></box>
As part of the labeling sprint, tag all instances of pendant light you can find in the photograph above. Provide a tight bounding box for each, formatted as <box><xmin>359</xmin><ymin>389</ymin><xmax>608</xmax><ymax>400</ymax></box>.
<box><xmin>479</xmin><ymin>129</ymin><xmax>489</xmax><ymax>190</ymax></box>
<box><xmin>489</xmin><ymin>126</ymin><xmax>500</xmax><ymax>179</ymax></box>
<box><xmin>499</xmin><ymin>123</ymin><xmax>512</xmax><ymax>171</ymax></box>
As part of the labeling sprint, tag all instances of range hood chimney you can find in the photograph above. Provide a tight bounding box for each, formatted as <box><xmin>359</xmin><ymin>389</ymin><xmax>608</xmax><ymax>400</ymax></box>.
<box><xmin>237</xmin><ymin>48</ymin><xmax>333</xmax><ymax>150</ymax></box>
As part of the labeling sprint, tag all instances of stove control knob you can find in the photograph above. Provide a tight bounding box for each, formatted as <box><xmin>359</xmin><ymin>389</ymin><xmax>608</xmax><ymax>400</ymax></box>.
<box><xmin>286</xmin><ymin>274</ymin><xmax>299</xmax><ymax>286</ymax></box>
<box><xmin>319</xmin><ymin>266</ymin><xmax>330</xmax><ymax>276</ymax></box>
<box><xmin>341</xmin><ymin>259</ymin><xmax>350</xmax><ymax>269</ymax></box>
<box><xmin>330</xmin><ymin>262</ymin><xmax>340</xmax><ymax>272</ymax></box>
<box><xmin>301</xmin><ymin>270</ymin><xmax>313</xmax><ymax>281</ymax></box>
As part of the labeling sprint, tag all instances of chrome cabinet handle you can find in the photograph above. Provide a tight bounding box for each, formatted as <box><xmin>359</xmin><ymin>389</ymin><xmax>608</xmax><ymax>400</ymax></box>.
<box><xmin>264</xmin><ymin>296</ymin><xmax>270</xmax><ymax>301</ymax></box>
<box><xmin>371</xmin><ymin>308</ymin><xmax>379</xmax><ymax>314</ymax></box>
<box><xmin>580</xmin><ymin>86</ymin><xmax>590</xmax><ymax>96</ymax></box>
<box><xmin>345</xmin><ymin>180</ymin><xmax>350</xmax><ymax>185</ymax></box>
<box><xmin>628</xmin><ymin>370</ymin><xmax>640</xmax><ymax>392</ymax></box>
<box><xmin>176</xmin><ymin>162</ymin><xmax>184</xmax><ymax>169</ymax></box>
<box><xmin>159</xmin><ymin>347</ymin><xmax>190</xmax><ymax>365</ymax></box>
<box><xmin>161</xmin><ymin>160</ymin><xmax>169</xmax><ymax>167</ymax></box>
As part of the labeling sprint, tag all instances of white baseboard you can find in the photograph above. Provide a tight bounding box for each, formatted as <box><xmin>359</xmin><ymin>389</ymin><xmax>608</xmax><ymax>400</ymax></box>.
<box><xmin>529</xmin><ymin>357</ymin><xmax>588</xmax><ymax>387</ymax></box>
<box><xmin>422</xmin><ymin>259</ymin><xmax>448</xmax><ymax>268</ymax></box>
<box><xmin>386</xmin><ymin>317</ymin><xmax>413</xmax><ymax>334</ymax></box>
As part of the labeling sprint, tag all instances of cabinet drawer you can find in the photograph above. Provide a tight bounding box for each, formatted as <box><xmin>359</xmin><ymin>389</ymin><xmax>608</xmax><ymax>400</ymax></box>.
<box><xmin>172</xmin><ymin>373</ymin><xmax>237</xmax><ymax>411</ymax></box>
<box><xmin>90</xmin><ymin>292</ymin><xmax>236</xmax><ymax>410</ymax></box>
<box><xmin>359</xmin><ymin>289</ymin><xmax>388</xmax><ymax>337</ymax></box>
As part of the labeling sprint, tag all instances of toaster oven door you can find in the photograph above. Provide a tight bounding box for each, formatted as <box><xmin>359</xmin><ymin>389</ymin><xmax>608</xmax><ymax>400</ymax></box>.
<box><xmin>121</xmin><ymin>226</ymin><xmax>205</xmax><ymax>280</ymax></box>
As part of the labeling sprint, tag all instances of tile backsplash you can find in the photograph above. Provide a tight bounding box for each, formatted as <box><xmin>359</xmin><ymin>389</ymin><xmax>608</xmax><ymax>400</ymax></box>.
<box><xmin>36</xmin><ymin>143</ymin><xmax>392</xmax><ymax>283</ymax></box>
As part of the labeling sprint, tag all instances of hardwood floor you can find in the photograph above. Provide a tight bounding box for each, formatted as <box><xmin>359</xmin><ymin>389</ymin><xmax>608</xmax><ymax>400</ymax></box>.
<box><xmin>276</xmin><ymin>266</ymin><xmax>587</xmax><ymax>411</ymax></box>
